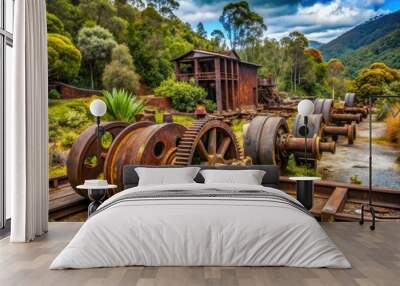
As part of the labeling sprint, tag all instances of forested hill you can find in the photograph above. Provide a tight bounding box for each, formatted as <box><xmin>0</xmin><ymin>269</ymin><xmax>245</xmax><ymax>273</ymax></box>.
<box><xmin>343</xmin><ymin>28</ymin><xmax>400</xmax><ymax>77</ymax></box>
<box><xmin>46</xmin><ymin>0</ymin><xmax>214</xmax><ymax>91</ymax></box>
<box><xmin>320</xmin><ymin>10</ymin><xmax>400</xmax><ymax>60</ymax></box>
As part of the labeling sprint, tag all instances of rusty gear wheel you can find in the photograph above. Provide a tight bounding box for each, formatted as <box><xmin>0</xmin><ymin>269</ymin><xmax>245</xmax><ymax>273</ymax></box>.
<box><xmin>174</xmin><ymin>119</ymin><xmax>242</xmax><ymax>166</ymax></box>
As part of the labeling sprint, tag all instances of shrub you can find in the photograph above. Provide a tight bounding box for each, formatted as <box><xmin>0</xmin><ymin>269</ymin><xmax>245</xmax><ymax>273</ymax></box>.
<box><xmin>58</xmin><ymin>110</ymin><xmax>90</xmax><ymax>129</ymax></box>
<box><xmin>203</xmin><ymin>99</ymin><xmax>217</xmax><ymax>113</ymax></box>
<box><xmin>47</xmin><ymin>12</ymin><xmax>64</xmax><ymax>34</ymax></box>
<box><xmin>48</xmin><ymin>116</ymin><xmax>61</xmax><ymax>142</ymax></box>
<box><xmin>103</xmin><ymin>89</ymin><xmax>145</xmax><ymax>122</ymax></box>
<box><xmin>385</xmin><ymin>110</ymin><xmax>400</xmax><ymax>147</ymax></box>
<box><xmin>102</xmin><ymin>44</ymin><xmax>140</xmax><ymax>93</ymax></box>
<box><xmin>354</xmin><ymin>62</ymin><xmax>400</xmax><ymax>100</ymax></box>
<box><xmin>154</xmin><ymin>79</ymin><xmax>210</xmax><ymax>113</ymax></box>
<box><xmin>49</xmin><ymin>145</ymin><xmax>66</xmax><ymax>166</ymax></box>
<box><xmin>61</xmin><ymin>133</ymin><xmax>76</xmax><ymax>148</ymax></box>
<box><xmin>49</xmin><ymin>89</ymin><xmax>61</xmax><ymax>99</ymax></box>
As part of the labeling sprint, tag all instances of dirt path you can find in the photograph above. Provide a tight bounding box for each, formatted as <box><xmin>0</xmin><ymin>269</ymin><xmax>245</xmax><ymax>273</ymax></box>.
<box><xmin>318</xmin><ymin>119</ymin><xmax>400</xmax><ymax>189</ymax></box>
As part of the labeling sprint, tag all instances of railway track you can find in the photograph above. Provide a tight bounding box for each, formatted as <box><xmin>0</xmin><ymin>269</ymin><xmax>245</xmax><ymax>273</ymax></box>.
<box><xmin>49</xmin><ymin>175</ymin><xmax>400</xmax><ymax>222</ymax></box>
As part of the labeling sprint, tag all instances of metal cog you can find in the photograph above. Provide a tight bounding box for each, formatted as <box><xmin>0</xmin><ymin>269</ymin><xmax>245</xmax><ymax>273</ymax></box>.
<box><xmin>174</xmin><ymin>119</ymin><xmax>242</xmax><ymax>166</ymax></box>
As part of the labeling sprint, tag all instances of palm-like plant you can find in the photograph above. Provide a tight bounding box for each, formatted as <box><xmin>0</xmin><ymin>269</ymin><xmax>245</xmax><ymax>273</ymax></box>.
<box><xmin>103</xmin><ymin>89</ymin><xmax>145</xmax><ymax>122</ymax></box>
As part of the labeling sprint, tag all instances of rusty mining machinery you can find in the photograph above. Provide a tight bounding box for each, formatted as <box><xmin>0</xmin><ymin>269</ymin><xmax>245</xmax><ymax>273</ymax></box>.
<box><xmin>243</xmin><ymin>116</ymin><xmax>336</xmax><ymax>170</ymax></box>
<box><xmin>290</xmin><ymin>98</ymin><xmax>360</xmax><ymax>145</ymax></box>
<box><xmin>67</xmin><ymin>114</ymin><xmax>337</xmax><ymax>198</ymax></box>
<box><xmin>304</xmin><ymin>98</ymin><xmax>366</xmax><ymax>145</ymax></box>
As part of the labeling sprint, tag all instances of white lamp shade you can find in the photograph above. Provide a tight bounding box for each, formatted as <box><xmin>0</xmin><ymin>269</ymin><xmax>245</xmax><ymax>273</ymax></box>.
<box><xmin>90</xmin><ymin>99</ymin><xmax>107</xmax><ymax>117</ymax></box>
<box><xmin>298</xmin><ymin>99</ymin><xmax>315</xmax><ymax>116</ymax></box>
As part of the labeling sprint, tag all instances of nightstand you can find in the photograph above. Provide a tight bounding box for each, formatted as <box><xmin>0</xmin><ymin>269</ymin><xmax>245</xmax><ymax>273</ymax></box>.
<box><xmin>77</xmin><ymin>182</ymin><xmax>117</xmax><ymax>216</ymax></box>
<box><xmin>288</xmin><ymin>177</ymin><xmax>321</xmax><ymax>210</ymax></box>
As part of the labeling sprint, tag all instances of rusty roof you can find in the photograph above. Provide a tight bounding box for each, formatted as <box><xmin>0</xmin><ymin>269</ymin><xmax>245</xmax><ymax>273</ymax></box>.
<box><xmin>173</xmin><ymin>49</ymin><xmax>261</xmax><ymax>67</ymax></box>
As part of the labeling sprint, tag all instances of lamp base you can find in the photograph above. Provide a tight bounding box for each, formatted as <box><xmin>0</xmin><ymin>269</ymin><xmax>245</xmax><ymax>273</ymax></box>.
<box><xmin>296</xmin><ymin>180</ymin><xmax>314</xmax><ymax>210</ymax></box>
<box><xmin>359</xmin><ymin>203</ymin><xmax>376</xmax><ymax>231</ymax></box>
<box><xmin>359</xmin><ymin>203</ymin><xmax>400</xmax><ymax>231</ymax></box>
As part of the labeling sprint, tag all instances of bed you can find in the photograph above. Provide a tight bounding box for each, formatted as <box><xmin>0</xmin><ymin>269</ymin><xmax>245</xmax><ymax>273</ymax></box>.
<box><xmin>50</xmin><ymin>165</ymin><xmax>351</xmax><ymax>269</ymax></box>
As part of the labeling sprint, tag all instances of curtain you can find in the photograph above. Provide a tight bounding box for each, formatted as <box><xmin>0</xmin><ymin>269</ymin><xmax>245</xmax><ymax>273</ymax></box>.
<box><xmin>9</xmin><ymin>0</ymin><xmax>48</xmax><ymax>242</ymax></box>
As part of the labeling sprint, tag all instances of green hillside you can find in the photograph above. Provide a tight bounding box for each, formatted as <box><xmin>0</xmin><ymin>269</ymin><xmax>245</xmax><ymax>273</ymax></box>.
<box><xmin>320</xmin><ymin>11</ymin><xmax>400</xmax><ymax>60</ymax></box>
<box><xmin>344</xmin><ymin>28</ymin><xmax>400</xmax><ymax>77</ymax></box>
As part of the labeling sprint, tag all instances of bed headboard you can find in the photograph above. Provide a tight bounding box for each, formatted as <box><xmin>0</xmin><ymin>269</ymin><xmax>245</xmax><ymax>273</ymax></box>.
<box><xmin>122</xmin><ymin>165</ymin><xmax>281</xmax><ymax>189</ymax></box>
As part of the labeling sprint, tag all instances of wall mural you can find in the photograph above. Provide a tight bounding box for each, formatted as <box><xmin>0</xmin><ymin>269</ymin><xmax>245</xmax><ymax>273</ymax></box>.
<box><xmin>46</xmin><ymin>0</ymin><xmax>400</xmax><ymax>221</ymax></box>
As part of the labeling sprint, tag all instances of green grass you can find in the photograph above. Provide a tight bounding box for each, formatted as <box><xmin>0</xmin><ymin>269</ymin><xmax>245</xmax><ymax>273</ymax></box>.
<box><xmin>231</xmin><ymin>118</ymin><xmax>248</xmax><ymax>149</ymax></box>
<box><xmin>49</xmin><ymin>165</ymin><xmax>67</xmax><ymax>178</ymax></box>
<box><xmin>172</xmin><ymin>115</ymin><xmax>195</xmax><ymax>128</ymax></box>
<box><xmin>154</xmin><ymin>110</ymin><xmax>164</xmax><ymax>124</ymax></box>
<box><xmin>48</xmin><ymin>96</ymin><xmax>100</xmax><ymax>178</ymax></box>
<box><xmin>286</xmin><ymin>114</ymin><xmax>296</xmax><ymax>133</ymax></box>
<box><xmin>284</xmin><ymin>155</ymin><xmax>320</xmax><ymax>177</ymax></box>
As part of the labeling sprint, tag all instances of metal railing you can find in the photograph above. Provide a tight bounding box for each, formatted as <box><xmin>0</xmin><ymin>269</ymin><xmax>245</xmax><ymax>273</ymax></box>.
<box><xmin>177</xmin><ymin>72</ymin><xmax>238</xmax><ymax>81</ymax></box>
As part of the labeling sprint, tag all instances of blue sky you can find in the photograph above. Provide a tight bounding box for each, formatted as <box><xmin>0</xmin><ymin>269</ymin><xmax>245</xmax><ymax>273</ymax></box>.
<box><xmin>175</xmin><ymin>0</ymin><xmax>400</xmax><ymax>43</ymax></box>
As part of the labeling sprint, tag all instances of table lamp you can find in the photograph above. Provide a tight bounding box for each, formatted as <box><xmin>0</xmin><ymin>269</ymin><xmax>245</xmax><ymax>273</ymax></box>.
<box><xmin>89</xmin><ymin>99</ymin><xmax>107</xmax><ymax>139</ymax></box>
<box><xmin>297</xmin><ymin>99</ymin><xmax>315</xmax><ymax>173</ymax></box>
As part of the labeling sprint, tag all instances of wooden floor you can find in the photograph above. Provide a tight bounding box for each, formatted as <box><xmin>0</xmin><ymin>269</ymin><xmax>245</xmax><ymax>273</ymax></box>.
<box><xmin>0</xmin><ymin>222</ymin><xmax>399</xmax><ymax>286</ymax></box>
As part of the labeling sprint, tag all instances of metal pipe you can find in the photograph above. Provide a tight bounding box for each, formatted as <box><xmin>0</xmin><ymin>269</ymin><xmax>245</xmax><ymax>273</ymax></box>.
<box><xmin>342</xmin><ymin>107</ymin><xmax>368</xmax><ymax>118</ymax></box>
<box><xmin>284</xmin><ymin>136</ymin><xmax>336</xmax><ymax>155</ymax></box>
<box><xmin>322</xmin><ymin>123</ymin><xmax>356</xmax><ymax>144</ymax></box>
<box><xmin>330</xmin><ymin>113</ymin><xmax>362</xmax><ymax>123</ymax></box>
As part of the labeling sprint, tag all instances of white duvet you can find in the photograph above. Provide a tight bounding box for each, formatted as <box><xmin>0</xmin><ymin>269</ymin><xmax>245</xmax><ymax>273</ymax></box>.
<box><xmin>50</xmin><ymin>183</ymin><xmax>351</xmax><ymax>269</ymax></box>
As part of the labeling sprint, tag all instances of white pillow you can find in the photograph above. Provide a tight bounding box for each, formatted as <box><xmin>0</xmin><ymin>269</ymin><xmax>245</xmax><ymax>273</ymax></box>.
<box><xmin>200</xmin><ymin>169</ymin><xmax>266</xmax><ymax>185</ymax></box>
<box><xmin>135</xmin><ymin>167</ymin><xmax>201</xmax><ymax>186</ymax></box>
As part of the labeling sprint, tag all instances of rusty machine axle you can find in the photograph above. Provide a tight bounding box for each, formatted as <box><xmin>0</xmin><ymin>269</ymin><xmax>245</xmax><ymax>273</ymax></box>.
<box><xmin>243</xmin><ymin>116</ymin><xmax>335</xmax><ymax>170</ymax></box>
<box><xmin>293</xmin><ymin>113</ymin><xmax>356</xmax><ymax>145</ymax></box>
<box><xmin>313</xmin><ymin>98</ymin><xmax>363</xmax><ymax>125</ymax></box>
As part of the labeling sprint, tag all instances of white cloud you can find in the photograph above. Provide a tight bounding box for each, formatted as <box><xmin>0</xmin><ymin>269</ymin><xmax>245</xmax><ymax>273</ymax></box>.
<box><xmin>263</xmin><ymin>0</ymin><xmax>390</xmax><ymax>42</ymax></box>
<box><xmin>176</xmin><ymin>0</ymin><xmax>227</xmax><ymax>23</ymax></box>
<box><xmin>175</xmin><ymin>0</ymin><xmax>390</xmax><ymax>43</ymax></box>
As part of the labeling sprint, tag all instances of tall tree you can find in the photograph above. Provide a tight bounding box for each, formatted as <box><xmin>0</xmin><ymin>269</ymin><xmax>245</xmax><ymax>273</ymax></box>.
<box><xmin>211</xmin><ymin>29</ymin><xmax>226</xmax><ymax>49</ymax></box>
<box><xmin>102</xmin><ymin>44</ymin><xmax>140</xmax><ymax>93</ymax></box>
<box><xmin>305</xmin><ymin>48</ymin><xmax>323</xmax><ymax>64</ymax></box>
<box><xmin>281</xmin><ymin>31</ymin><xmax>308</xmax><ymax>93</ymax></box>
<box><xmin>196</xmin><ymin>22</ymin><xmax>207</xmax><ymax>38</ymax></box>
<box><xmin>47</xmin><ymin>0</ymin><xmax>82</xmax><ymax>39</ymax></box>
<box><xmin>79</xmin><ymin>0</ymin><xmax>117</xmax><ymax>27</ymax></box>
<box><xmin>327</xmin><ymin>59</ymin><xmax>345</xmax><ymax>99</ymax></box>
<box><xmin>219</xmin><ymin>1</ymin><xmax>266</xmax><ymax>50</ymax></box>
<box><xmin>147</xmin><ymin>0</ymin><xmax>179</xmax><ymax>18</ymax></box>
<box><xmin>77</xmin><ymin>26</ymin><xmax>117</xmax><ymax>89</ymax></box>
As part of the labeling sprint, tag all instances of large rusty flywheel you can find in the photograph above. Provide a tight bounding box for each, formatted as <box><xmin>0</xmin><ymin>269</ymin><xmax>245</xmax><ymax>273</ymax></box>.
<box><xmin>66</xmin><ymin>121</ymin><xmax>129</xmax><ymax>198</ymax></box>
<box><xmin>104</xmin><ymin>122</ymin><xmax>187</xmax><ymax>189</ymax></box>
<box><xmin>244</xmin><ymin>115</ymin><xmax>290</xmax><ymax>170</ymax></box>
<box><xmin>174</xmin><ymin>119</ymin><xmax>242</xmax><ymax>166</ymax></box>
